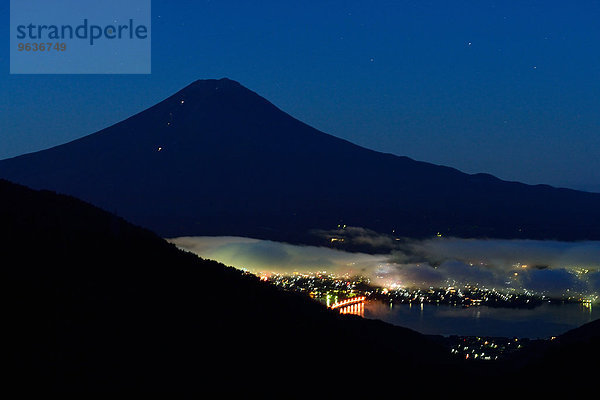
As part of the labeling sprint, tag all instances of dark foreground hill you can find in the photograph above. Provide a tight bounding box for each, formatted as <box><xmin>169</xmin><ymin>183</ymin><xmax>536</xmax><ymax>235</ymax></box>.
<box><xmin>1</xmin><ymin>178</ymin><xmax>458</xmax><ymax>393</ymax></box>
<box><xmin>2</xmin><ymin>179</ymin><xmax>598</xmax><ymax>393</ymax></box>
<box><xmin>502</xmin><ymin>318</ymin><xmax>600</xmax><ymax>385</ymax></box>
<box><xmin>1</xmin><ymin>78</ymin><xmax>599</xmax><ymax>246</ymax></box>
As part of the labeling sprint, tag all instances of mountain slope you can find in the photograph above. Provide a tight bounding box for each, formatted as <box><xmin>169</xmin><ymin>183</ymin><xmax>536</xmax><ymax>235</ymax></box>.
<box><xmin>2</xmin><ymin>178</ymin><xmax>460</xmax><ymax>393</ymax></box>
<box><xmin>502</xmin><ymin>318</ymin><xmax>600</xmax><ymax>387</ymax></box>
<box><xmin>1</xmin><ymin>78</ymin><xmax>599</xmax><ymax>244</ymax></box>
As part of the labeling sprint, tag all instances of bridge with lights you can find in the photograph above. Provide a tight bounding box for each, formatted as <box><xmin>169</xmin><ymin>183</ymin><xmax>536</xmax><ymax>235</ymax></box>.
<box><xmin>330</xmin><ymin>296</ymin><xmax>366</xmax><ymax>316</ymax></box>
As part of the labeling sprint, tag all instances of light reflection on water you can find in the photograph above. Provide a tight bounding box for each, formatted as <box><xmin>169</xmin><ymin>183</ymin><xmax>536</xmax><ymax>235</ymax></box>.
<box><xmin>364</xmin><ymin>301</ymin><xmax>599</xmax><ymax>339</ymax></box>
<box><xmin>338</xmin><ymin>302</ymin><xmax>365</xmax><ymax>317</ymax></box>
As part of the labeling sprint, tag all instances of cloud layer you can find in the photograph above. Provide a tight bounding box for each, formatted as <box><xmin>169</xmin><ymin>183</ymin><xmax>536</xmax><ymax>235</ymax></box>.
<box><xmin>169</xmin><ymin>233</ymin><xmax>600</xmax><ymax>297</ymax></box>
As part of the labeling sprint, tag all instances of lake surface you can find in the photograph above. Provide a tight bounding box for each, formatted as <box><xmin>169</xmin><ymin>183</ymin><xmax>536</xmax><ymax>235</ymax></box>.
<box><xmin>364</xmin><ymin>301</ymin><xmax>599</xmax><ymax>339</ymax></box>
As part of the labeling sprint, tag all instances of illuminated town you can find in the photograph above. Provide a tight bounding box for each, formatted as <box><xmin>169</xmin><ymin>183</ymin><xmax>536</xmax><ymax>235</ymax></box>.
<box><xmin>258</xmin><ymin>271</ymin><xmax>597</xmax><ymax>309</ymax></box>
<box><xmin>254</xmin><ymin>270</ymin><xmax>597</xmax><ymax>360</ymax></box>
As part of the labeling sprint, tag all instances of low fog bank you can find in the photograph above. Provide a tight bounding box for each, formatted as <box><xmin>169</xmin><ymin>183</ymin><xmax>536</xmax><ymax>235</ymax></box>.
<box><xmin>169</xmin><ymin>231</ymin><xmax>600</xmax><ymax>297</ymax></box>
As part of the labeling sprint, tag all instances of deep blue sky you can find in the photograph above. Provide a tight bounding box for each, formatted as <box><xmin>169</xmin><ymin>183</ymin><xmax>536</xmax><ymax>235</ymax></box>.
<box><xmin>2</xmin><ymin>0</ymin><xmax>599</xmax><ymax>192</ymax></box>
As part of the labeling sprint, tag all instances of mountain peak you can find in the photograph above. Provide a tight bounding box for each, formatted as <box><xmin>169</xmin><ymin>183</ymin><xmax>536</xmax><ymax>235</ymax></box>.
<box><xmin>159</xmin><ymin>77</ymin><xmax>273</xmax><ymax>116</ymax></box>
<box><xmin>178</xmin><ymin>77</ymin><xmax>246</xmax><ymax>96</ymax></box>
<box><xmin>191</xmin><ymin>77</ymin><xmax>240</xmax><ymax>86</ymax></box>
<box><xmin>184</xmin><ymin>77</ymin><xmax>243</xmax><ymax>92</ymax></box>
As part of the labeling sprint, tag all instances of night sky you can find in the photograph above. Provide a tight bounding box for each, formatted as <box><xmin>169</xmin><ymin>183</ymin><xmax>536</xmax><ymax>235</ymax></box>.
<box><xmin>2</xmin><ymin>1</ymin><xmax>599</xmax><ymax>192</ymax></box>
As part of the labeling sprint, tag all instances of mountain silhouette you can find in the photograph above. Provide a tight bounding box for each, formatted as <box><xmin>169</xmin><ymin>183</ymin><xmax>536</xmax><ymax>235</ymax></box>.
<box><xmin>1</xmin><ymin>78</ymin><xmax>599</xmax><ymax>244</ymax></box>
